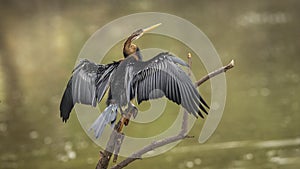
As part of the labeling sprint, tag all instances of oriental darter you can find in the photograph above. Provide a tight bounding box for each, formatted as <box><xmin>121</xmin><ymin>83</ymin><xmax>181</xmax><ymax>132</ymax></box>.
<box><xmin>60</xmin><ymin>23</ymin><xmax>209</xmax><ymax>138</ymax></box>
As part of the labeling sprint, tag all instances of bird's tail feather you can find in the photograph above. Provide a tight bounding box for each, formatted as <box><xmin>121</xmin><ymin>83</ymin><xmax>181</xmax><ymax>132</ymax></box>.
<box><xmin>89</xmin><ymin>104</ymin><xmax>118</xmax><ymax>139</ymax></box>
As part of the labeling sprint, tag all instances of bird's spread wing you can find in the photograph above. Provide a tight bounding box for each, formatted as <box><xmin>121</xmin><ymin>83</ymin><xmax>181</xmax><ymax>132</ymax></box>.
<box><xmin>131</xmin><ymin>52</ymin><xmax>209</xmax><ymax>118</ymax></box>
<box><xmin>60</xmin><ymin>59</ymin><xmax>120</xmax><ymax>122</ymax></box>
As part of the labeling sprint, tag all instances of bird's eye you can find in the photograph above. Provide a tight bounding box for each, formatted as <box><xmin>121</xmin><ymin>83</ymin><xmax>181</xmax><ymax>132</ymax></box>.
<box><xmin>132</xmin><ymin>29</ymin><xmax>143</xmax><ymax>36</ymax></box>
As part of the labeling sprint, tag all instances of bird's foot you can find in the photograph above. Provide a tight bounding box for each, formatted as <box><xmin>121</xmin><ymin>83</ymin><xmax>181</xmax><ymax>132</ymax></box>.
<box><xmin>123</xmin><ymin>118</ymin><xmax>129</xmax><ymax>126</ymax></box>
<box><xmin>115</xmin><ymin>120</ymin><xmax>124</xmax><ymax>132</ymax></box>
<box><xmin>123</xmin><ymin>105</ymin><xmax>138</xmax><ymax>126</ymax></box>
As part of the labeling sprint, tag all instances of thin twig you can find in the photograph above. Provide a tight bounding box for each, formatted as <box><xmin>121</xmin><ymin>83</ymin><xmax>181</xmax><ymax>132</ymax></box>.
<box><xmin>195</xmin><ymin>60</ymin><xmax>234</xmax><ymax>87</ymax></box>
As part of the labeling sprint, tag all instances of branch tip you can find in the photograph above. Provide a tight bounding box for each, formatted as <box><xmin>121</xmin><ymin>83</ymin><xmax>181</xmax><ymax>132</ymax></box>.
<box><xmin>230</xmin><ymin>60</ymin><xmax>234</xmax><ymax>67</ymax></box>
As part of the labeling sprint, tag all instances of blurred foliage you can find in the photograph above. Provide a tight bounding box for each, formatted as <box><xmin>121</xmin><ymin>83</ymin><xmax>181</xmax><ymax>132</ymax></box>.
<box><xmin>0</xmin><ymin>0</ymin><xmax>299</xmax><ymax>169</ymax></box>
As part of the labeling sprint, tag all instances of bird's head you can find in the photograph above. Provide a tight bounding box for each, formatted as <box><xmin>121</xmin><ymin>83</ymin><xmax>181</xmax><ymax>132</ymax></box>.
<box><xmin>123</xmin><ymin>23</ymin><xmax>161</xmax><ymax>59</ymax></box>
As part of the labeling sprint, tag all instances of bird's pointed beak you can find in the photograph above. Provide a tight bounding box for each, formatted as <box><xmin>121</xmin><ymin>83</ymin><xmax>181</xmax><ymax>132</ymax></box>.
<box><xmin>142</xmin><ymin>23</ymin><xmax>162</xmax><ymax>33</ymax></box>
<box><xmin>133</xmin><ymin>23</ymin><xmax>162</xmax><ymax>41</ymax></box>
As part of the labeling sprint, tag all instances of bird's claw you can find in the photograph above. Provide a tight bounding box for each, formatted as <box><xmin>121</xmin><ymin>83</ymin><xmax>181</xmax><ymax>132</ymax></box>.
<box><xmin>115</xmin><ymin>120</ymin><xmax>123</xmax><ymax>132</ymax></box>
<box><xmin>123</xmin><ymin>118</ymin><xmax>129</xmax><ymax>126</ymax></box>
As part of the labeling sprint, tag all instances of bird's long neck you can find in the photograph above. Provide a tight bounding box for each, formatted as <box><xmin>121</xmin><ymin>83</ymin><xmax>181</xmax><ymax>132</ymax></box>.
<box><xmin>123</xmin><ymin>36</ymin><xmax>143</xmax><ymax>61</ymax></box>
<box><xmin>123</xmin><ymin>36</ymin><xmax>134</xmax><ymax>57</ymax></box>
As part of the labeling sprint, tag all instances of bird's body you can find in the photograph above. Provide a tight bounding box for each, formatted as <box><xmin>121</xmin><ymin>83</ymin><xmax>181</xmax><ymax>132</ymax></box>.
<box><xmin>110</xmin><ymin>57</ymin><xmax>137</xmax><ymax>107</ymax></box>
<box><xmin>60</xmin><ymin>23</ymin><xmax>209</xmax><ymax>138</ymax></box>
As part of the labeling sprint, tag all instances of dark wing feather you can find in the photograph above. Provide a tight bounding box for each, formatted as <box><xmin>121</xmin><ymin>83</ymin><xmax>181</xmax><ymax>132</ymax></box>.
<box><xmin>60</xmin><ymin>59</ymin><xmax>120</xmax><ymax>122</ymax></box>
<box><xmin>60</xmin><ymin>80</ymin><xmax>74</xmax><ymax>122</ymax></box>
<box><xmin>131</xmin><ymin>52</ymin><xmax>209</xmax><ymax>118</ymax></box>
<box><xmin>95</xmin><ymin>61</ymin><xmax>120</xmax><ymax>102</ymax></box>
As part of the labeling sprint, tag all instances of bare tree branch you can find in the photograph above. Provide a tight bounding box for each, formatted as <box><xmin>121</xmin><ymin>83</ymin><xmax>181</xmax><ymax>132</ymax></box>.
<box><xmin>195</xmin><ymin>60</ymin><xmax>234</xmax><ymax>87</ymax></box>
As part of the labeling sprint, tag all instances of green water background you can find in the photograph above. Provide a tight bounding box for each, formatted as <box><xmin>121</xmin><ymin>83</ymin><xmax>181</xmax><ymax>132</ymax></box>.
<box><xmin>0</xmin><ymin>0</ymin><xmax>299</xmax><ymax>169</ymax></box>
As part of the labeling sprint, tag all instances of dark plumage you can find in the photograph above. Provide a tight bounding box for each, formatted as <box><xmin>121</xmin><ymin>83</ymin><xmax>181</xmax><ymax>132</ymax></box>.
<box><xmin>60</xmin><ymin>23</ymin><xmax>209</xmax><ymax>138</ymax></box>
<box><xmin>60</xmin><ymin>60</ymin><xmax>120</xmax><ymax>122</ymax></box>
<box><xmin>109</xmin><ymin>52</ymin><xmax>209</xmax><ymax>118</ymax></box>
